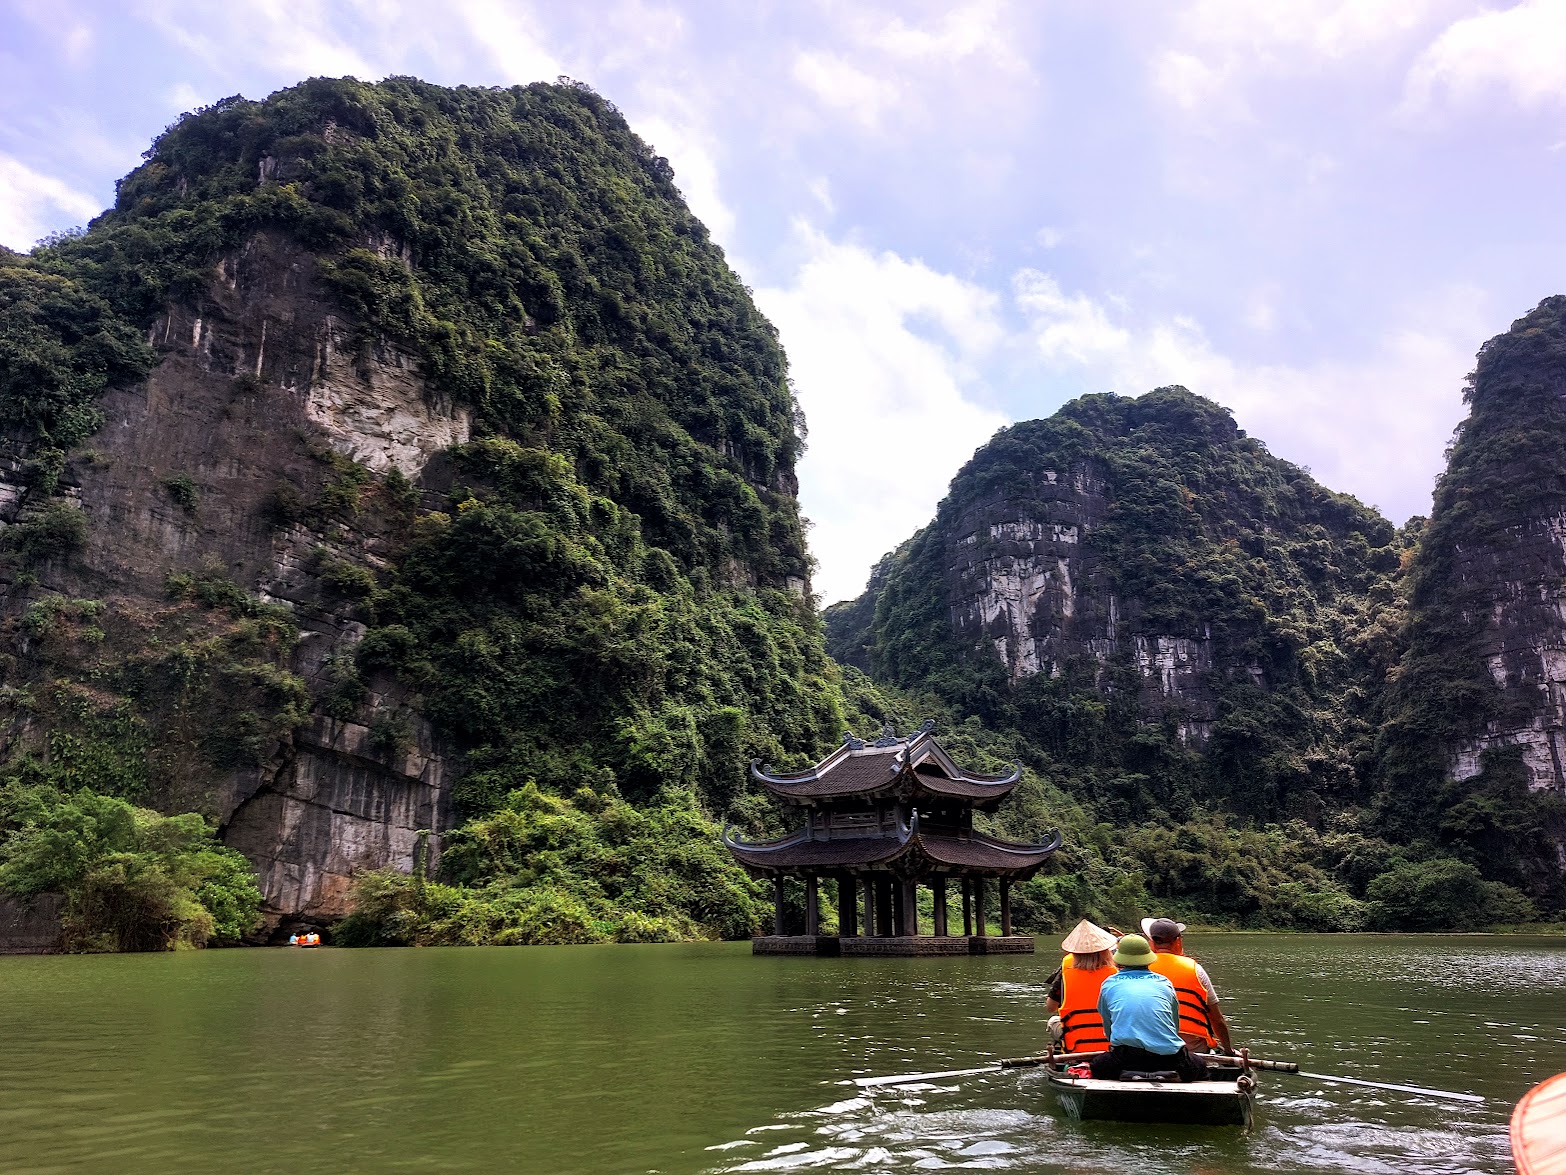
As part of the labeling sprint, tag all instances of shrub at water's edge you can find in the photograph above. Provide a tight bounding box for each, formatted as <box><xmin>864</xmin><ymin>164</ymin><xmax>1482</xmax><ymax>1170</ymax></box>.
<box><xmin>335</xmin><ymin>783</ymin><xmax>765</xmax><ymax>945</ymax></box>
<box><xmin>0</xmin><ymin>776</ymin><xmax>262</xmax><ymax>950</ymax></box>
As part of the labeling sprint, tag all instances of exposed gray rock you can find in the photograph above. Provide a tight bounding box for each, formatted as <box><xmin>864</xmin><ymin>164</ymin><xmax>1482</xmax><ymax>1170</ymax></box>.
<box><xmin>0</xmin><ymin>230</ymin><xmax>458</xmax><ymax>919</ymax></box>
<box><xmin>944</xmin><ymin>464</ymin><xmax>1218</xmax><ymax>743</ymax></box>
<box><xmin>0</xmin><ymin>893</ymin><xmax>62</xmax><ymax>954</ymax></box>
<box><xmin>1444</xmin><ymin>508</ymin><xmax>1566</xmax><ymax>792</ymax></box>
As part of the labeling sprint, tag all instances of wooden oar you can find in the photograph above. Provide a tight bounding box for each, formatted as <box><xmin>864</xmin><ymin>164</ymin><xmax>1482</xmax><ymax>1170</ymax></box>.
<box><xmin>1287</xmin><ymin>1071</ymin><xmax>1484</xmax><ymax>1104</ymax></box>
<box><xmin>854</xmin><ymin>1051</ymin><xmax>1103</xmax><ymax>1087</ymax></box>
<box><xmin>856</xmin><ymin>1051</ymin><xmax>1479</xmax><ymax>1103</ymax></box>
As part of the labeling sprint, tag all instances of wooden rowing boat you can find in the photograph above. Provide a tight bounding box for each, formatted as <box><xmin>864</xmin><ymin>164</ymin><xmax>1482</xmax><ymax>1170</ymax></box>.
<box><xmin>1513</xmin><ymin>1071</ymin><xmax>1566</xmax><ymax>1175</ymax></box>
<box><xmin>1045</xmin><ymin>1061</ymin><xmax>1256</xmax><ymax>1128</ymax></box>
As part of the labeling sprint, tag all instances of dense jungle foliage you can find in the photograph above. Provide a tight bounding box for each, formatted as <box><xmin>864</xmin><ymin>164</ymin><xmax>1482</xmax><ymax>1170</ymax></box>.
<box><xmin>0</xmin><ymin>578</ymin><xmax>303</xmax><ymax>948</ymax></box>
<box><xmin>828</xmin><ymin>387</ymin><xmax>1554</xmax><ymax>929</ymax></box>
<box><xmin>0</xmin><ymin>77</ymin><xmax>842</xmax><ymax>946</ymax></box>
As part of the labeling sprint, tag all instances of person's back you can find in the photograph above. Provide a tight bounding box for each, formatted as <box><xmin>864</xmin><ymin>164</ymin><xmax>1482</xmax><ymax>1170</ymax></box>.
<box><xmin>1090</xmin><ymin>934</ymin><xmax>1208</xmax><ymax>1082</ymax></box>
<box><xmin>1048</xmin><ymin>920</ymin><xmax>1119</xmax><ymax>1053</ymax></box>
<box><xmin>1060</xmin><ymin>952</ymin><xmax>1116</xmax><ymax>1052</ymax></box>
<box><xmin>1142</xmin><ymin>916</ymin><xmax>1232</xmax><ymax>1053</ymax></box>
<box><xmin>1097</xmin><ymin>968</ymin><xmax>1183</xmax><ymax>1055</ymax></box>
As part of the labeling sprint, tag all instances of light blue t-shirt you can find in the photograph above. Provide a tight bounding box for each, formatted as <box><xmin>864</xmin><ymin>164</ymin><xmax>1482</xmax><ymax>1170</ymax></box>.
<box><xmin>1097</xmin><ymin>967</ymin><xmax>1183</xmax><ymax>1054</ymax></box>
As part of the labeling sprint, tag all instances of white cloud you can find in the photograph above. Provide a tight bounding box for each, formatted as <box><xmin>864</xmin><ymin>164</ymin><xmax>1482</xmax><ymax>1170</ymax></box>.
<box><xmin>808</xmin><ymin>177</ymin><xmax>834</xmax><ymax>214</ymax></box>
<box><xmin>868</xmin><ymin>0</ymin><xmax>1021</xmax><ymax>67</ymax></box>
<box><xmin>449</xmin><ymin>0</ymin><xmax>564</xmax><ymax>83</ymax></box>
<box><xmin>1174</xmin><ymin>0</ymin><xmax>1440</xmax><ymax>59</ymax></box>
<box><xmin>1154</xmin><ymin>50</ymin><xmax>1229</xmax><ymax>114</ymax></box>
<box><xmin>1014</xmin><ymin>270</ymin><xmax>1131</xmax><ymax>366</ymax></box>
<box><xmin>141</xmin><ymin>0</ymin><xmax>381</xmax><ymax>79</ymax></box>
<box><xmin>1405</xmin><ymin>0</ymin><xmax>1566</xmax><ymax>110</ymax></box>
<box><xmin>791</xmin><ymin>50</ymin><xmax>901</xmax><ymax>129</ymax></box>
<box><xmin>756</xmin><ymin>225</ymin><xmax>1009</xmax><ymax>604</ymax></box>
<box><xmin>1015</xmin><ymin>272</ymin><xmax>1486</xmax><ymax>523</ymax></box>
<box><xmin>1151</xmin><ymin>0</ymin><xmax>1449</xmax><ymax>116</ymax></box>
<box><xmin>790</xmin><ymin>1</ymin><xmax>1030</xmax><ymax>131</ymax></box>
<box><xmin>1243</xmin><ymin>289</ymin><xmax>1278</xmax><ymax>332</ymax></box>
<box><xmin>0</xmin><ymin>155</ymin><xmax>103</xmax><ymax>250</ymax></box>
<box><xmin>1034</xmin><ymin>226</ymin><xmax>1063</xmax><ymax>249</ymax></box>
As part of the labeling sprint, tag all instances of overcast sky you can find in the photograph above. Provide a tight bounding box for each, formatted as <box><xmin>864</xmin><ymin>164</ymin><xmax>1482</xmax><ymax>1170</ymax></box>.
<box><xmin>4</xmin><ymin>1</ymin><xmax>1565</xmax><ymax>603</ymax></box>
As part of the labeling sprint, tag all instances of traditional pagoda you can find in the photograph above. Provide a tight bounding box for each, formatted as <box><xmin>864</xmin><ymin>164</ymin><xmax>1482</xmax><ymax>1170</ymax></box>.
<box><xmin>723</xmin><ymin>721</ymin><xmax>1061</xmax><ymax>955</ymax></box>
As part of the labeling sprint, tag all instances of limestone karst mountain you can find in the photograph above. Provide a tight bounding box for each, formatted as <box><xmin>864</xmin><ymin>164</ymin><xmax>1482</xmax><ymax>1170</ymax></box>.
<box><xmin>828</xmin><ymin>379</ymin><xmax>1564</xmax><ymax>923</ymax></box>
<box><xmin>3</xmin><ymin>74</ymin><xmax>1563</xmax><ymax>949</ymax></box>
<box><xmin>0</xmin><ymin>76</ymin><xmax>840</xmax><ymax>943</ymax></box>
<box><xmin>1374</xmin><ymin>297</ymin><xmax>1566</xmax><ymax>905</ymax></box>
<box><xmin>828</xmin><ymin>387</ymin><xmax>1406</xmax><ymax>825</ymax></box>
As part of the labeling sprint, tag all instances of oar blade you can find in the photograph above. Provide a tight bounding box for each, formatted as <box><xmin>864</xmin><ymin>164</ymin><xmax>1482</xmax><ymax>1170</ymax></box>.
<box><xmin>1297</xmin><ymin>1071</ymin><xmax>1485</xmax><ymax>1104</ymax></box>
<box><xmin>853</xmin><ymin>1065</ymin><xmax>998</xmax><ymax>1088</ymax></box>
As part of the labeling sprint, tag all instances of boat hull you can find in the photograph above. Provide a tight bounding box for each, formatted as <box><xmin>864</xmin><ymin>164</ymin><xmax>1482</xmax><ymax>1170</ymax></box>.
<box><xmin>1047</xmin><ymin>1070</ymin><xmax>1254</xmax><ymax>1128</ymax></box>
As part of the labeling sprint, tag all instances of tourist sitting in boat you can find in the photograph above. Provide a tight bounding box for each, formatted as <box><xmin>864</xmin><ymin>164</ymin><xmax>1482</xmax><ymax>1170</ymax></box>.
<box><xmin>1141</xmin><ymin>916</ymin><xmax>1233</xmax><ymax>1054</ymax></box>
<box><xmin>1089</xmin><ymin>934</ymin><xmax>1210</xmax><ymax>1082</ymax></box>
<box><xmin>288</xmin><ymin>932</ymin><xmax>299</xmax><ymax>945</ymax></box>
<box><xmin>1045</xmin><ymin>920</ymin><xmax>1119</xmax><ymax>1052</ymax></box>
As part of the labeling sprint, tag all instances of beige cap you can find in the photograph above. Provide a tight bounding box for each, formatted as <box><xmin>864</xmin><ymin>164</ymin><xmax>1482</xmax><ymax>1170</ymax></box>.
<box><xmin>1060</xmin><ymin>919</ymin><xmax>1118</xmax><ymax>955</ymax></box>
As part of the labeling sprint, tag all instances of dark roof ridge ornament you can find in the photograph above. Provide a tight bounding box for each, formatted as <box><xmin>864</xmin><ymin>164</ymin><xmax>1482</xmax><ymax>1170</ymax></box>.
<box><xmin>841</xmin><ymin>731</ymin><xmax>866</xmax><ymax>751</ymax></box>
<box><xmin>872</xmin><ymin>721</ymin><xmax>900</xmax><ymax>748</ymax></box>
<box><xmin>749</xmin><ymin>756</ymin><xmax>823</xmax><ymax>785</ymax></box>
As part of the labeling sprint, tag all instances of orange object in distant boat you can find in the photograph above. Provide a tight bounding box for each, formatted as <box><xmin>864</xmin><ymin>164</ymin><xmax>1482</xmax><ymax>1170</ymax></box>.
<box><xmin>1512</xmin><ymin>1071</ymin><xmax>1566</xmax><ymax>1175</ymax></box>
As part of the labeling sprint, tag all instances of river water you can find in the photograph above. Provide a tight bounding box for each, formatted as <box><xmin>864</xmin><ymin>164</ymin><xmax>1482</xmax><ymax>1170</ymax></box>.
<box><xmin>0</xmin><ymin>934</ymin><xmax>1560</xmax><ymax>1173</ymax></box>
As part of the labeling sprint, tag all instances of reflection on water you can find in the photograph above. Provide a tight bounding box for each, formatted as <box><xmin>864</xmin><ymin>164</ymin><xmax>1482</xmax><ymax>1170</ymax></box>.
<box><xmin>704</xmin><ymin>935</ymin><xmax>1560</xmax><ymax>1175</ymax></box>
<box><xmin>0</xmin><ymin>935</ymin><xmax>1557</xmax><ymax>1173</ymax></box>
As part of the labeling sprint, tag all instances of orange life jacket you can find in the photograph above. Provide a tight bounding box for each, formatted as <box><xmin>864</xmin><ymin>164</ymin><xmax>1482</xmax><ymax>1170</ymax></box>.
<box><xmin>1059</xmin><ymin>955</ymin><xmax>1115</xmax><ymax>1052</ymax></box>
<box><xmin>1148</xmin><ymin>951</ymin><xmax>1213</xmax><ymax>1046</ymax></box>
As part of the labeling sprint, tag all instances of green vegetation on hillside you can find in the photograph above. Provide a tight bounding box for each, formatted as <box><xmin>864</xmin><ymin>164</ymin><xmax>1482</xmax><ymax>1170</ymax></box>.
<box><xmin>3</xmin><ymin>74</ymin><xmax>1560</xmax><ymax>945</ymax></box>
<box><xmin>0</xmin><ymin>77</ymin><xmax>842</xmax><ymax>945</ymax></box>
<box><xmin>829</xmin><ymin>387</ymin><xmax>1551</xmax><ymax>929</ymax></box>
<box><xmin>1374</xmin><ymin>297</ymin><xmax>1566</xmax><ymax>911</ymax></box>
<box><xmin>0</xmin><ymin>778</ymin><xmax>260</xmax><ymax>950</ymax></box>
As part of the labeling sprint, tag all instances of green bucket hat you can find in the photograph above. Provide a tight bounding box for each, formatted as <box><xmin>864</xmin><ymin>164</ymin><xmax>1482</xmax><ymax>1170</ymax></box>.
<box><xmin>1112</xmin><ymin>933</ymin><xmax>1156</xmax><ymax>967</ymax></box>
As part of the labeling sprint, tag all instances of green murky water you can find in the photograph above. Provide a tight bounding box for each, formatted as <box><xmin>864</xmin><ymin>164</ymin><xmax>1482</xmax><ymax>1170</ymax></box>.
<box><xmin>0</xmin><ymin>934</ymin><xmax>1560</xmax><ymax>1173</ymax></box>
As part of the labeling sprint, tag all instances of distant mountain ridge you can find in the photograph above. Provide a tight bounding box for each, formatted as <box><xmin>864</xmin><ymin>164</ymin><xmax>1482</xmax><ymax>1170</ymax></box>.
<box><xmin>828</xmin><ymin>386</ymin><xmax>1405</xmax><ymax>826</ymax></box>
<box><xmin>828</xmin><ymin>369</ymin><xmax>1566</xmax><ymax>923</ymax></box>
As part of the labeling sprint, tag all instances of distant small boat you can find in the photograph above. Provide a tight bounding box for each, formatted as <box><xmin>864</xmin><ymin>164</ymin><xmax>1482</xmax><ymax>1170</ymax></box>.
<box><xmin>1512</xmin><ymin>1071</ymin><xmax>1566</xmax><ymax>1175</ymax></box>
<box><xmin>1045</xmin><ymin>1061</ymin><xmax>1255</xmax><ymax>1128</ymax></box>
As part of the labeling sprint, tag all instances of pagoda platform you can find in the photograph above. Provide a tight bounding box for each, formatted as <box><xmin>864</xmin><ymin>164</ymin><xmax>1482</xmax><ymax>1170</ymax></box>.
<box><xmin>752</xmin><ymin>934</ymin><xmax>1034</xmax><ymax>957</ymax></box>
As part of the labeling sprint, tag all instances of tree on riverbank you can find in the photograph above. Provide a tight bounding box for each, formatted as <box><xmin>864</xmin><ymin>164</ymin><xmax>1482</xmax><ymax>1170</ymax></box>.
<box><xmin>0</xmin><ymin>775</ymin><xmax>261</xmax><ymax>950</ymax></box>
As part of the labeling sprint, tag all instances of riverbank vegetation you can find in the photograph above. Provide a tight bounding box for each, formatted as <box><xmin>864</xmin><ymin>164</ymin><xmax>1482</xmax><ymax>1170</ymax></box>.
<box><xmin>0</xmin><ymin>772</ymin><xmax>260</xmax><ymax>950</ymax></box>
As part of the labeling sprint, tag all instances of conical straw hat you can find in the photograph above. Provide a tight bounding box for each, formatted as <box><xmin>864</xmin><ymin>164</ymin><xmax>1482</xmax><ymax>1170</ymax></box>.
<box><xmin>1060</xmin><ymin>919</ymin><xmax>1117</xmax><ymax>955</ymax></box>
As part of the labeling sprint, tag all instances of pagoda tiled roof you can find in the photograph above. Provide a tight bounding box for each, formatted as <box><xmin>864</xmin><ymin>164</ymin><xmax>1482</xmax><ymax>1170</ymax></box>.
<box><xmin>751</xmin><ymin>723</ymin><xmax>1022</xmax><ymax>808</ymax></box>
<box><xmin>721</xmin><ymin>813</ymin><xmax>1061</xmax><ymax>879</ymax></box>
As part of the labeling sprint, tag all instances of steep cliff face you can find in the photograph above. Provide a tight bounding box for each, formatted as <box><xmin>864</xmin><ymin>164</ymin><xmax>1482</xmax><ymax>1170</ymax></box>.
<box><xmin>941</xmin><ymin>464</ymin><xmax>1230</xmax><ymax>746</ymax></box>
<box><xmin>0</xmin><ymin>77</ymin><xmax>839</xmax><ymax>939</ymax></box>
<box><xmin>1377</xmin><ymin>297</ymin><xmax>1566</xmax><ymax>899</ymax></box>
<box><xmin>1</xmin><ymin>228</ymin><xmax>458</xmax><ymax>926</ymax></box>
<box><xmin>829</xmin><ymin>388</ymin><xmax>1405</xmax><ymax>824</ymax></box>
